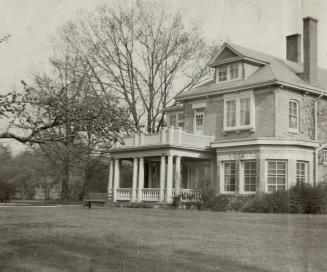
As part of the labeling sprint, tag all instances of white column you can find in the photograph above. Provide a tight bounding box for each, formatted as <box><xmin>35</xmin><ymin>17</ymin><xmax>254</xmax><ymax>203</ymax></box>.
<box><xmin>166</xmin><ymin>155</ymin><xmax>173</xmax><ymax>203</ymax></box>
<box><xmin>175</xmin><ymin>156</ymin><xmax>181</xmax><ymax>194</ymax></box>
<box><xmin>137</xmin><ymin>157</ymin><xmax>144</xmax><ymax>202</ymax></box>
<box><xmin>160</xmin><ymin>155</ymin><xmax>166</xmax><ymax>202</ymax></box>
<box><xmin>148</xmin><ymin>163</ymin><xmax>153</xmax><ymax>188</ymax></box>
<box><xmin>113</xmin><ymin>159</ymin><xmax>120</xmax><ymax>202</ymax></box>
<box><xmin>132</xmin><ymin>158</ymin><xmax>138</xmax><ymax>201</ymax></box>
<box><xmin>107</xmin><ymin>159</ymin><xmax>114</xmax><ymax>199</ymax></box>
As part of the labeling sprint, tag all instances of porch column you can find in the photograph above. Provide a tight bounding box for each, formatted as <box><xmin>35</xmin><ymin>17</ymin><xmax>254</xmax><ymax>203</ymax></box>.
<box><xmin>137</xmin><ymin>157</ymin><xmax>145</xmax><ymax>202</ymax></box>
<box><xmin>159</xmin><ymin>155</ymin><xmax>166</xmax><ymax>202</ymax></box>
<box><xmin>175</xmin><ymin>156</ymin><xmax>181</xmax><ymax>194</ymax></box>
<box><xmin>113</xmin><ymin>158</ymin><xmax>120</xmax><ymax>202</ymax></box>
<box><xmin>132</xmin><ymin>158</ymin><xmax>138</xmax><ymax>201</ymax></box>
<box><xmin>166</xmin><ymin>155</ymin><xmax>173</xmax><ymax>203</ymax></box>
<box><xmin>107</xmin><ymin>159</ymin><xmax>114</xmax><ymax>199</ymax></box>
<box><xmin>148</xmin><ymin>162</ymin><xmax>153</xmax><ymax>188</ymax></box>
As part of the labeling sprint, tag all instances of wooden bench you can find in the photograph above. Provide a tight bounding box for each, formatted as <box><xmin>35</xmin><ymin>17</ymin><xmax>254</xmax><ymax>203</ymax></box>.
<box><xmin>83</xmin><ymin>193</ymin><xmax>108</xmax><ymax>208</ymax></box>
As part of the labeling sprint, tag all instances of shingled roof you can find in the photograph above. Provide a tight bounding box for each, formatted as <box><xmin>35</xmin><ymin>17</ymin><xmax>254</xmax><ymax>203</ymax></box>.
<box><xmin>176</xmin><ymin>43</ymin><xmax>327</xmax><ymax>100</ymax></box>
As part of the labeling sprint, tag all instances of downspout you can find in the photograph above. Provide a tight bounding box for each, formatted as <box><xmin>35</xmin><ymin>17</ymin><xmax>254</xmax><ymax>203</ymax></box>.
<box><xmin>314</xmin><ymin>91</ymin><xmax>323</xmax><ymax>185</ymax></box>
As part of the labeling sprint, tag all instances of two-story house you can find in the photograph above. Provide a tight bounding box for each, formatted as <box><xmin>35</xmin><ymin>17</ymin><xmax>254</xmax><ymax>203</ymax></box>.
<box><xmin>108</xmin><ymin>17</ymin><xmax>327</xmax><ymax>203</ymax></box>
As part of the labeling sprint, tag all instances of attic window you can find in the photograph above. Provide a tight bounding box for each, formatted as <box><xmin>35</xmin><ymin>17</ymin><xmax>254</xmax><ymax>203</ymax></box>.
<box><xmin>217</xmin><ymin>62</ymin><xmax>242</xmax><ymax>83</ymax></box>
<box><xmin>218</xmin><ymin>66</ymin><xmax>227</xmax><ymax>82</ymax></box>
<box><xmin>230</xmin><ymin>63</ymin><xmax>239</xmax><ymax>79</ymax></box>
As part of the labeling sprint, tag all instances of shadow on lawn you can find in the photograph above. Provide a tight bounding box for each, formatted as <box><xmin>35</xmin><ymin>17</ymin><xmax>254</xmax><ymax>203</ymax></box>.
<box><xmin>0</xmin><ymin>234</ymin><xmax>274</xmax><ymax>272</ymax></box>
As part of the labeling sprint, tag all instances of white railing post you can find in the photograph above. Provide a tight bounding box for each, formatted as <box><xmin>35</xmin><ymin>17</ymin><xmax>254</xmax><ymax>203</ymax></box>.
<box><xmin>137</xmin><ymin>157</ymin><xmax>144</xmax><ymax>201</ymax></box>
<box><xmin>139</xmin><ymin>131</ymin><xmax>144</xmax><ymax>146</ymax></box>
<box><xmin>132</xmin><ymin>158</ymin><xmax>138</xmax><ymax>201</ymax></box>
<box><xmin>166</xmin><ymin>155</ymin><xmax>173</xmax><ymax>203</ymax></box>
<box><xmin>160</xmin><ymin>155</ymin><xmax>166</xmax><ymax>202</ymax></box>
<box><xmin>133</xmin><ymin>133</ymin><xmax>139</xmax><ymax>147</ymax></box>
<box><xmin>107</xmin><ymin>159</ymin><xmax>114</xmax><ymax>199</ymax></box>
<box><xmin>168</xmin><ymin>127</ymin><xmax>174</xmax><ymax>144</ymax></box>
<box><xmin>177</xmin><ymin>127</ymin><xmax>182</xmax><ymax>144</ymax></box>
<box><xmin>161</xmin><ymin>127</ymin><xmax>167</xmax><ymax>144</ymax></box>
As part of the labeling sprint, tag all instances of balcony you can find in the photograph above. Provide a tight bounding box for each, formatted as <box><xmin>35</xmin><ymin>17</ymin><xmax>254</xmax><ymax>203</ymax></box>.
<box><xmin>112</xmin><ymin>127</ymin><xmax>214</xmax><ymax>150</ymax></box>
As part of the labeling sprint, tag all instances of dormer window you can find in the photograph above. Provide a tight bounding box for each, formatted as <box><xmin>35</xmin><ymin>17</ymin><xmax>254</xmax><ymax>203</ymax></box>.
<box><xmin>216</xmin><ymin>62</ymin><xmax>242</xmax><ymax>83</ymax></box>
<box><xmin>218</xmin><ymin>66</ymin><xmax>227</xmax><ymax>82</ymax></box>
<box><xmin>230</xmin><ymin>63</ymin><xmax>239</xmax><ymax>80</ymax></box>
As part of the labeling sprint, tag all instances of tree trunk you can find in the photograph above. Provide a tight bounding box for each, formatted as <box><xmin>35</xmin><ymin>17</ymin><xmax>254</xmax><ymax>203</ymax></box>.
<box><xmin>60</xmin><ymin>160</ymin><xmax>70</xmax><ymax>201</ymax></box>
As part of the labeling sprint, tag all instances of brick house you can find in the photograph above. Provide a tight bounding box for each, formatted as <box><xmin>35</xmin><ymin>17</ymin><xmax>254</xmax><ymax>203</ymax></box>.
<box><xmin>108</xmin><ymin>17</ymin><xmax>327</xmax><ymax>203</ymax></box>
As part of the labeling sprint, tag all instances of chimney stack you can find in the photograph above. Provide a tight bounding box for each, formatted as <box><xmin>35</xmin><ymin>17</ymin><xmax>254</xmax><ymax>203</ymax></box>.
<box><xmin>303</xmin><ymin>16</ymin><xmax>318</xmax><ymax>85</ymax></box>
<box><xmin>286</xmin><ymin>34</ymin><xmax>301</xmax><ymax>63</ymax></box>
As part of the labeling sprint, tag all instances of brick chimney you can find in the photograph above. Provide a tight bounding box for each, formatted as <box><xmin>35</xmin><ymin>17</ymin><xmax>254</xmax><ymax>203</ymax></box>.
<box><xmin>303</xmin><ymin>16</ymin><xmax>318</xmax><ymax>85</ymax></box>
<box><xmin>286</xmin><ymin>34</ymin><xmax>301</xmax><ymax>63</ymax></box>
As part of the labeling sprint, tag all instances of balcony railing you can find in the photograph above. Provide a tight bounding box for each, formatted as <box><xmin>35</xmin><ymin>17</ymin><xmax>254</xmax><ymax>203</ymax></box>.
<box><xmin>113</xmin><ymin>127</ymin><xmax>214</xmax><ymax>149</ymax></box>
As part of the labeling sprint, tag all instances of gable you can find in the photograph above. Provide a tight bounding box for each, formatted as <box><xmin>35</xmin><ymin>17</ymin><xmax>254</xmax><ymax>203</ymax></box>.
<box><xmin>214</xmin><ymin>47</ymin><xmax>240</xmax><ymax>62</ymax></box>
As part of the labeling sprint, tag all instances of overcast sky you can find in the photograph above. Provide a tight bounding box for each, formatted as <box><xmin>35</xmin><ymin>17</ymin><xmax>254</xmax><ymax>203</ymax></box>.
<box><xmin>0</xmin><ymin>0</ymin><xmax>327</xmax><ymax>153</ymax></box>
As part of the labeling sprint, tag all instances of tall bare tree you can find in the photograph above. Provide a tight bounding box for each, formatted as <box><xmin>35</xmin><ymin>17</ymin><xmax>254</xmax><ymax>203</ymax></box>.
<box><xmin>58</xmin><ymin>1</ymin><xmax>216</xmax><ymax>133</ymax></box>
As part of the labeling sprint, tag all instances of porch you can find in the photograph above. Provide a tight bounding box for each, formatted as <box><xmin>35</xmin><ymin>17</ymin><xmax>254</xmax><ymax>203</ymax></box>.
<box><xmin>108</xmin><ymin>128</ymin><xmax>215</xmax><ymax>203</ymax></box>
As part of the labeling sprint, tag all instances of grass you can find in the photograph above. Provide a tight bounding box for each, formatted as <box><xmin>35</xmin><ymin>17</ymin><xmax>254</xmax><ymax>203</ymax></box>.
<box><xmin>0</xmin><ymin>206</ymin><xmax>327</xmax><ymax>272</ymax></box>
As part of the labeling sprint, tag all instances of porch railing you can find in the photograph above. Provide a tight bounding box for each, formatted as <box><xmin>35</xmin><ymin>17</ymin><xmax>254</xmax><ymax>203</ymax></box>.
<box><xmin>142</xmin><ymin>188</ymin><xmax>160</xmax><ymax>201</ymax></box>
<box><xmin>115</xmin><ymin>188</ymin><xmax>133</xmax><ymax>201</ymax></box>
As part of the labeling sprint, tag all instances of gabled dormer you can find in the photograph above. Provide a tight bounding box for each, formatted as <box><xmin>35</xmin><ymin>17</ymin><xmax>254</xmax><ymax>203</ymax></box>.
<box><xmin>209</xmin><ymin>43</ymin><xmax>267</xmax><ymax>84</ymax></box>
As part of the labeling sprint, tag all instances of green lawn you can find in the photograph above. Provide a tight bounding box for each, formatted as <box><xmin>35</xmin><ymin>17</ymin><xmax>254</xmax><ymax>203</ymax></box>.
<box><xmin>0</xmin><ymin>206</ymin><xmax>327</xmax><ymax>272</ymax></box>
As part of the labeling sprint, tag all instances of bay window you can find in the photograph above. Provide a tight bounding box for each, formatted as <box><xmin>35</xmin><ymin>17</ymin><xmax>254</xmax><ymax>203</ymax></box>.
<box><xmin>267</xmin><ymin>161</ymin><xmax>287</xmax><ymax>192</ymax></box>
<box><xmin>296</xmin><ymin>161</ymin><xmax>307</xmax><ymax>183</ymax></box>
<box><xmin>243</xmin><ymin>161</ymin><xmax>257</xmax><ymax>192</ymax></box>
<box><xmin>223</xmin><ymin>161</ymin><xmax>236</xmax><ymax>192</ymax></box>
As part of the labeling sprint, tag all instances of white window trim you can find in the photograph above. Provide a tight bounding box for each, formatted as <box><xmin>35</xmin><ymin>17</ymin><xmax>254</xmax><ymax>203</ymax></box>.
<box><xmin>220</xmin><ymin>161</ymin><xmax>236</xmax><ymax>194</ymax></box>
<box><xmin>216</xmin><ymin>62</ymin><xmax>243</xmax><ymax>84</ymax></box>
<box><xmin>323</xmin><ymin>150</ymin><xmax>327</xmax><ymax>165</ymax></box>
<box><xmin>239</xmin><ymin>160</ymin><xmax>257</xmax><ymax>194</ymax></box>
<box><xmin>265</xmin><ymin>160</ymin><xmax>288</xmax><ymax>192</ymax></box>
<box><xmin>288</xmin><ymin>99</ymin><xmax>300</xmax><ymax>133</ymax></box>
<box><xmin>168</xmin><ymin>111</ymin><xmax>184</xmax><ymax>128</ymax></box>
<box><xmin>296</xmin><ymin>161</ymin><xmax>308</xmax><ymax>183</ymax></box>
<box><xmin>193</xmin><ymin>109</ymin><xmax>205</xmax><ymax>135</ymax></box>
<box><xmin>223</xmin><ymin>90</ymin><xmax>255</xmax><ymax>132</ymax></box>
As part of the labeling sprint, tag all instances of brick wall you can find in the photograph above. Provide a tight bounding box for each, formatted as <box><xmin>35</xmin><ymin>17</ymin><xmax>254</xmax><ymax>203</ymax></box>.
<box><xmin>275</xmin><ymin>89</ymin><xmax>315</xmax><ymax>140</ymax></box>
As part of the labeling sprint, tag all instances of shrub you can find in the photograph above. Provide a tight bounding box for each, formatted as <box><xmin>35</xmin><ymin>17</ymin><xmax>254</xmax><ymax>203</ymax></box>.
<box><xmin>0</xmin><ymin>179</ymin><xmax>16</xmax><ymax>202</ymax></box>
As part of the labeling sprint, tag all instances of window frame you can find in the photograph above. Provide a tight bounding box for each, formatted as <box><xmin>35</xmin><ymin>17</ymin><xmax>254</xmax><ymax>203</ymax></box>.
<box><xmin>168</xmin><ymin>111</ymin><xmax>184</xmax><ymax>128</ymax></box>
<box><xmin>241</xmin><ymin>160</ymin><xmax>257</xmax><ymax>194</ymax></box>
<box><xmin>266</xmin><ymin>160</ymin><xmax>287</xmax><ymax>192</ymax></box>
<box><xmin>296</xmin><ymin>161</ymin><xmax>308</xmax><ymax>184</ymax></box>
<box><xmin>194</xmin><ymin>109</ymin><xmax>204</xmax><ymax>135</ymax></box>
<box><xmin>223</xmin><ymin>91</ymin><xmax>255</xmax><ymax>132</ymax></box>
<box><xmin>218</xmin><ymin>65</ymin><xmax>227</xmax><ymax>82</ymax></box>
<box><xmin>222</xmin><ymin>161</ymin><xmax>236</xmax><ymax>193</ymax></box>
<box><xmin>288</xmin><ymin>99</ymin><xmax>300</xmax><ymax>133</ymax></box>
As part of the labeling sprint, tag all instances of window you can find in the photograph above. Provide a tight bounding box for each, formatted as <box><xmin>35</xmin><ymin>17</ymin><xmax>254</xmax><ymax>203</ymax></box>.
<box><xmin>243</xmin><ymin>161</ymin><xmax>256</xmax><ymax>192</ymax></box>
<box><xmin>226</xmin><ymin>100</ymin><xmax>236</xmax><ymax>127</ymax></box>
<box><xmin>289</xmin><ymin>100</ymin><xmax>299</xmax><ymax>131</ymax></box>
<box><xmin>224</xmin><ymin>162</ymin><xmax>236</xmax><ymax>192</ymax></box>
<box><xmin>218</xmin><ymin>65</ymin><xmax>227</xmax><ymax>82</ymax></box>
<box><xmin>240</xmin><ymin>98</ymin><xmax>250</xmax><ymax>126</ymax></box>
<box><xmin>230</xmin><ymin>63</ymin><xmax>239</xmax><ymax>80</ymax></box>
<box><xmin>177</xmin><ymin>113</ymin><xmax>184</xmax><ymax>128</ymax></box>
<box><xmin>223</xmin><ymin>91</ymin><xmax>254</xmax><ymax>131</ymax></box>
<box><xmin>195</xmin><ymin>110</ymin><xmax>204</xmax><ymax>134</ymax></box>
<box><xmin>169</xmin><ymin>115</ymin><xmax>176</xmax><ymax>127</ymax></box>
<box><xmin>267</xmin><ymin>161</ymin><xmax>287</xmax><ymax>192</ymax></box>
<box><xmin>296</xmin><ymin>161</ymin><xmax>307</xmax><ymax>183</ymax></box>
